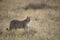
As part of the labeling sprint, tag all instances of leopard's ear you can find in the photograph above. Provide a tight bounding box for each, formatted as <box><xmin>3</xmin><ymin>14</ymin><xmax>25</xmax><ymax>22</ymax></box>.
<box><xmin>24</xmin><ymin>16</ymin><xmax>30</xmax><ymax>23</ymax></box>
<box><xmin>27</xmin><ymin>16</ymin><xmax>30</xmax><ymax>19</ymax></box>
<box><xmin>27</xmin><ymin>16</ymin><xmax>30</xmax><ymax>21</ymax></box>
<box><xmin>6</xmin><ymin>28</ymin><xmax>9</xmax><ymax>30</ymax></box>
<box><xmin>27</xmin><ymin>16</ymin><xmax>30</xmax><ymax>20</ymax></box>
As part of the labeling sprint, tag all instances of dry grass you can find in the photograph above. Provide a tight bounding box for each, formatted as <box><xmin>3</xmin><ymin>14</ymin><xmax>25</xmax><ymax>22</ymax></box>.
<box><xmin>0</xmin><ymin>0</ymin><xmax>60</xmax><ymax>40</ymax></box>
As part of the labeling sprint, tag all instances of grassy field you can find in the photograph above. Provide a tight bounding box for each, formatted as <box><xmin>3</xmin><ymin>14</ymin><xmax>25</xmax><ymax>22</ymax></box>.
<box><xmin>0</xmin><ymin>0</ymin><xmax>60</xmax><ymax>40</ymax></box>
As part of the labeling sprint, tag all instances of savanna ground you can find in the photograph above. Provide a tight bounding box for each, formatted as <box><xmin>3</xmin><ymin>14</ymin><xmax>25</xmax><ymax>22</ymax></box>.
<box><xmin>0</xmin><ymin>0</ymin><xmax>60</xmax><ymax>40</ymax></box>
